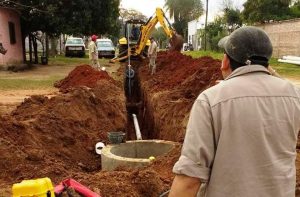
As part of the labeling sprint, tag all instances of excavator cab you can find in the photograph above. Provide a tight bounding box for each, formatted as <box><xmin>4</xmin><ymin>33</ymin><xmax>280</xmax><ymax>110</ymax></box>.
<box><xmin>117</xmin><ymin>19</ymin><xmax>150</xmax><ymax>61</ymax></box>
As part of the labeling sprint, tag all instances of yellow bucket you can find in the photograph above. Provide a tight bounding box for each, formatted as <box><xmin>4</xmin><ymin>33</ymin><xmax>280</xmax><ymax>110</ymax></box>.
<box><xmin>12</xmin><ymin>177</ymin><xmax>55</xmax><ymax>197</ymax></box>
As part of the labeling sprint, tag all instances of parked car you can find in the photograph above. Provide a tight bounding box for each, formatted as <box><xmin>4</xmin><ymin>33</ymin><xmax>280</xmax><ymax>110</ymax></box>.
<box><xmin>65</xmin><ymin>37</ymin><xmax>85</xmax><ymax>57</ymax></box>
<box><xmin>96</xmin><ymin>39</ymin><xmax>115</xmax><ymax>58</ymax></box>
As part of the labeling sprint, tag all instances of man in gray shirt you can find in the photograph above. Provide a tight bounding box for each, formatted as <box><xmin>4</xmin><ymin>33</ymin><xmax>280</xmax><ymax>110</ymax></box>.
<box><xmin>169</xmin><ymin>26</ymin><xmax>300</xmax><ymax>197</ymax></box>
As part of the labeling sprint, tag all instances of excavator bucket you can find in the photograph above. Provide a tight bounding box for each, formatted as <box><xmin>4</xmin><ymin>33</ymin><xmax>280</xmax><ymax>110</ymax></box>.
<box><xmin>169</xmin><ymin>33</ymin><xmax>184</xmax><ymax>51</ymax></box>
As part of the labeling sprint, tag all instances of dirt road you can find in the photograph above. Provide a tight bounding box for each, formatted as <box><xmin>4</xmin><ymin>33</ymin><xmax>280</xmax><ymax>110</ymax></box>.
<box><xmin>0</xmin><ymin>59</ymin><xmax>120</xmax><ymax>115</ymax></box>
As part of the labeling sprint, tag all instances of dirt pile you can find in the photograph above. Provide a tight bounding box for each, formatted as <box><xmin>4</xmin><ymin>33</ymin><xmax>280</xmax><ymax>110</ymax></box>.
<box><xmin>139</xmin><ymin>51</ymin><xmax>222</xmax><ymax>141</ymax></box>
<box><xmin>71</xmin><ymin>144</ymin><xmax>182</xmax><ymax>197</ymax></box>
<box><xmin>54</xmin><ymin>65</ymin><xmax>114</xmax><ymax>92</ymax></box>
<box><xmin>0</xmin><ymin>66</ymin><xmax>127</xmax><ymax>188</ymax></box>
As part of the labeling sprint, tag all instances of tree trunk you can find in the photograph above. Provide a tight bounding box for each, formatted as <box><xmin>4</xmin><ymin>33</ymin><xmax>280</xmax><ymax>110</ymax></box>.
<box><xmin>204</xmin><ymin>0</ymin><xmax>208</xmax><ymax>51</ymax></box>
<box><xmin>21</xmin><ymin>32</ymin><xmax>26</xmax><ymax>63</ymax></box>
<box><xmin>49</xmin><ymin>37</ymin><xmax>58</xmax><ymax>57</ymax></box>
<box><xmin>46</xmin><ymin>34</ymin><xmax>49</xmax><ymax>58</ymax></box>
<box><xmin>33</xmin><ymin>36</ymin><xmax>38</xmax><ymax>64</ymax></box>
<box><xmin>29</xmin><ymin>34</ymin><xmax>32</xmax><ymax>63</ymax></box>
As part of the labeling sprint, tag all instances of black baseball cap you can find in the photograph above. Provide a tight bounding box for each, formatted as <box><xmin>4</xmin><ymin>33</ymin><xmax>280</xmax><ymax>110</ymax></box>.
<box><xmin>218</xmin><ymin>26</ymin><xmax>273</xmax><ymax>64</ymax></box>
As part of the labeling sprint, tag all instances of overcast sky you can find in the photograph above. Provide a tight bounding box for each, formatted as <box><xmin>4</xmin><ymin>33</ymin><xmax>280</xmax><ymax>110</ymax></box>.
<box><xmin>120</xmin><ymin>0</ymin><xmax>246</xmax><ymax>22</ymax></box>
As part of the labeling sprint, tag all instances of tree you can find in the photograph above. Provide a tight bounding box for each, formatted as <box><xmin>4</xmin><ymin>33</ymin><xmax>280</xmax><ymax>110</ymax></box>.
<box><xmin>223</xmin><ymin>8</ymin><xmax>242</xmax><ymax>32</ymax></box>
<box><xmin>2</xmin><ymin>0</ymin><xmax>121</xmax><ymax>61</ymax></box>
<box><xmin>242</xmin><ymin>0</ymin><xmax>294</xmax><ymax>23</ymax></box>
<box><xmin>152</xmin><ymin>27</ymin><xmax>168</xmax><ymax>48</ymax></box>
<box><xmin>1</xmin><ymin>0</ymin><xmax>120</xmax><ymax>37</ymax></box>
<box><xmin>119</xmin><ymin>8</ymin><xmax>148</xmax><ymax>22</ymax></box>
<box><xmin>164</xmin><ymin>0</ymin><xmax>204</xmax><ymax>37</ymax></box>
<box><xmin>205</xmin><ymin>17</ymin><xmax>226</xmax><ymax>51</ymax></box>
<box><xmin>290</xmin><ymin>0</ymin><xmax>300</xmax><ymax>17</ymax></box>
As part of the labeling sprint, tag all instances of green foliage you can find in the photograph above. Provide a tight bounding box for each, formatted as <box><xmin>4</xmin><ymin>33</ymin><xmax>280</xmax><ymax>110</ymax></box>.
<box><xmin>223</xmin><ymin>8</ymin><xmax>242</xmax><ymax>31</ymax></box>
<box><xmin>0</xmin><ymin>77</ymin><xmax>62</xmax><ymax>90</ymax></box>
<box><xmin>18</xmin><ymin>0</ymin><xmax>120</xmax><ymax>37</ymax></box>
<box><xmin>164</xmin><ymin>0</ymin><xmax>204</xmax><ymax>37</ymax></box>
<box><xmin>185</xmin><ymin>50</ymin><xmax>300</xmax><ymax>79</ymax></box>
<box><xmin>290</xmin><ymin>1</ymin><xmax>300</xmax><ymax>17</ymax></box>
<box><xmin>205</xmin><ymin>18</ymin><xmax>226</xmax><ymax>51</ymax></box>
<box><xmin>242</xmin><ymin>0</ymin><xmax>297</xmax><ymax>23</ymax></box>
<box><xmin>152</xmin><ymin>27</ymin><xmax>168</xmax><ymax>48</ymax></box>
<box><xmin>184</xmin><ymin>50</ymin><xmax>223</xmax><ymax>60</ymax></box>
<box><xmin>119</xmin><ymin>8</ymin><xmax>148</xmax><ymax>22</ymax></box>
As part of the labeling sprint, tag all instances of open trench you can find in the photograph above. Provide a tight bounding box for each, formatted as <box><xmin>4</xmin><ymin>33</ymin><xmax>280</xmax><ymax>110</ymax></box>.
<box><xmin>124</xmin><ymin>61</ymin><xmax>154</xmax><ymax>141</ymax></box>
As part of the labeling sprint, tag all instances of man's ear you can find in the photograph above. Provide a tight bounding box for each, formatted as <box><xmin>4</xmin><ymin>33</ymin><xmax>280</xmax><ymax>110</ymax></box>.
<box><xmin>221</xmin><ymin>53</ymin><xmax>230</xmax><ymax>71</ymax></box>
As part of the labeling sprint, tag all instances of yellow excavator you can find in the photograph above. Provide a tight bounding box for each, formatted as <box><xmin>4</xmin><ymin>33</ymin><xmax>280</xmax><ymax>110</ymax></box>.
<box><xmin>110</xmin><ymin>7</ymin><xmax>183</xmax><ymax>63</ymax></box>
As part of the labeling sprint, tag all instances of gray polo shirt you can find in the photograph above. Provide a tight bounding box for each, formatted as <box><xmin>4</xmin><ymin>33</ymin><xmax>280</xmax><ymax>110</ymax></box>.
<box><xmin>173</xmin><ymin>65</ymin><xmax>300</xmax><ymax>197</ymax></box>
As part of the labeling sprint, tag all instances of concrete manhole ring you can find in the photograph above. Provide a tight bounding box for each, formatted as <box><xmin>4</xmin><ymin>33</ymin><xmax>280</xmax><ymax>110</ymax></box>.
<box><xmin>101</xmin><ymin>140</ymin><xmax>176</xmax><ymax>171</ymax></box>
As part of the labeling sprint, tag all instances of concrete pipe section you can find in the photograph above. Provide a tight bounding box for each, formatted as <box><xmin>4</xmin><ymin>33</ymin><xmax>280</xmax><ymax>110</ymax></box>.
<box><xmin>101</xmin><ymin>140</ymin><xmax>176</xmax><ymax>171</ymax></box>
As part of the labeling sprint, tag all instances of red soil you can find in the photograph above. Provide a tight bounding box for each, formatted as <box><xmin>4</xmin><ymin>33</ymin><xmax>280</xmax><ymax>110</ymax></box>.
<box><xmin>0</xmin><ymin>66</ymin><xmax>127</xmax><ymax>192</ymax></box>
<box><xmin>55</xmin><ymin>65</ymin><xmax>114</xmax><ymax>92</ymax></box>
<box><xmin>139</xmin><ymin>51</ymin><xmax>222</xmax><ymax>141</ymax></box>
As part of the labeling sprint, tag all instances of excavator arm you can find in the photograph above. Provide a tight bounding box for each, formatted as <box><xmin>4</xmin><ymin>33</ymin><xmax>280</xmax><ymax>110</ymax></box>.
<box><xmin>110</xmin><ymin>7</ymin><xmax>183</xmax><ymax>63</ymax></box>
<box><xmin>135</xmin><ymin>8</ymin><xmax>183</xmax><ymax>55</ymax></box>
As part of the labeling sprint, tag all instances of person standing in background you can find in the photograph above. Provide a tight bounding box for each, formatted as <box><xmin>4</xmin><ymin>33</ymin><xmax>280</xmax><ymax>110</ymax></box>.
<box><xmin>89</xmin><ymin>35</ymin><xmax>100</xmax><ymax>70</ymax></box>
<box><xmin>148</xmin><ymin>37</ymin><xmax>157</xmax><ymax>75</ymax></box>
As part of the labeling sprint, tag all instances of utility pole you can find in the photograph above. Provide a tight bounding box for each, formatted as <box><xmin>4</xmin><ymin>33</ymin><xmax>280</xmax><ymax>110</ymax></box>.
<box><xmin>204</xmin><ymin>0</ymin><xmax>208</xmax><ymax>51</ymax></box>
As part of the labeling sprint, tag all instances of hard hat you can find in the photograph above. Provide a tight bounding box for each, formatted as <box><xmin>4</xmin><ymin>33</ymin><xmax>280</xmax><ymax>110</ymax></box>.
<box><xmin>91</xmin><ymin>35</ymin><xmax>98</xmax><ymax>41</ymax></box>
<box><xmin>218</xmin><ymin>26</ymin><xmax>273</xmax><ymax>65</ymax></box>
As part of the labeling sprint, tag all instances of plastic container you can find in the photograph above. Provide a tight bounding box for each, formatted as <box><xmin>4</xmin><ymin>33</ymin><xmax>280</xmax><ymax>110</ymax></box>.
<box><xmin>108</xmin><ymin>131</ymin><xmax>126</xmax><ymax>144</ymax></box>
<box><xmin>12</xmin><ymin>177</ymin><xmax>54</xmax><ymax>197</ymax></box>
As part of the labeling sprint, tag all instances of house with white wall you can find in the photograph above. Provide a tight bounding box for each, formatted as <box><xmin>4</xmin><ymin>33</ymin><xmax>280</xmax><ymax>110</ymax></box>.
<box><xmin>188</xmin><ymin>17</ymin><xmax>205</xmax><ymax>50</ymax></box>
<box><xmin>0</xmin><ymin>7</ymin><xmax>23</xmax><ymax>65</ymax></box>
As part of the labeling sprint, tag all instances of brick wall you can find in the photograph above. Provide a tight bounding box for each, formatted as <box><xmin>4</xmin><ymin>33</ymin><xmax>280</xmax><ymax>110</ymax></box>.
<box><xmin>256</xmin><ymin>18</ymin><xmax>300</xmax><ymax>58</ymax></box>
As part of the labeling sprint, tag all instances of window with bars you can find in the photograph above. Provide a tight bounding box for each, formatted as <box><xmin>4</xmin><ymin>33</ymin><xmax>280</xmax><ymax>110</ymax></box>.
<box><xmin>8</xmin><ymin>22</ymin><xmax>16</xmax><ymax>44</ymax></box>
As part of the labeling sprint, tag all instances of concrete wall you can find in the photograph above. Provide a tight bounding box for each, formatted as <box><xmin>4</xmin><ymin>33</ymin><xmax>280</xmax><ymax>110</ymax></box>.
<box><xmin>256</xmin><ymin>18</ymin><xmax>300</xmax><ymax>58</ymax></box>
<box><xmin>0</xmin><ymin>8</ymin><xmax>23</xmax><ymax>65</ymax></box>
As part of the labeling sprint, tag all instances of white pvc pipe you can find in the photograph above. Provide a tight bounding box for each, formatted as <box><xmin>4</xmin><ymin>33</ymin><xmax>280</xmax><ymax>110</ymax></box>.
<box><xmin>278</xmin><ymin>59</ymin><xmax>300</xmax><ymax>65</ymax></box>
<box><xmin>282</xmin><ymin>56</ymin><xmax>300</xmax><ymax>61</ymax></box>
<box><xmin>132</xmin><ymin>114</ymin><xmax>142</xmax><ymax>140</ymax></box>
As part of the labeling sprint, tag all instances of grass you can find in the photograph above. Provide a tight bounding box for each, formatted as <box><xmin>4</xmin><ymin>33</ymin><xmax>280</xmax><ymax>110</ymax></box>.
<box><xmin>0</xmin><ymin>76</ymin><xmax>63</xmax><ymax>90</ymax></box>
<box><xmin>184</xmin><ymin>50</ymin><xmax>224</xmax><ymax>60</ymax></box>
<box><xmin>184</xmin><ymin>50</ymin><xmax>300</xmax><ymax>79</ymax></box>
<box><xmin>0</xmin><ymin>55</ymin><xmax>114</xmax><ymax>91</ymax></box>
<box><xmin>48</xmin><ymin>55</ymin><xmax>90</xmax><ymax>66</ymax></box>
<box><xmin>49</xmin><ymin>55</ymin><xmax>108</xmax><ymax>66</ymax></box>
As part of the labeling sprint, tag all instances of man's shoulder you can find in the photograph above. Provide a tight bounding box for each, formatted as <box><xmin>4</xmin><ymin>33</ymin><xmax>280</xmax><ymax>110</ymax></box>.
<box><xmin>198</xmin><ymin>75</ymin><xmax>300</xmax><ymax>107</ymax></box>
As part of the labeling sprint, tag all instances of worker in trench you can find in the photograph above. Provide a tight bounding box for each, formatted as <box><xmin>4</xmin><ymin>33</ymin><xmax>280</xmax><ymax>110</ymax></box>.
<box><xmin>125</xmin><ymin>64</ymin><xmax>135</xmax><ymax>98</ymax></box>
<box><xmin>148</xmin><ymin>37</ymin><xmax>158</xmax><ymax>75</ymax></box>
<box><xmin>169</xmin><ymin>26</ymin><xmax>300</xmax><ymax>197</ymax></box>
